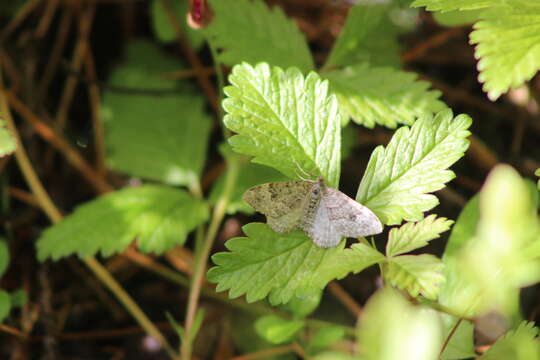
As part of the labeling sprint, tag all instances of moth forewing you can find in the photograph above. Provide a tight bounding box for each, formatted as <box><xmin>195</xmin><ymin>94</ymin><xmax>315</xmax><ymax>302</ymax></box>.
<box><xmin>323</xmin><ymin>187</ymin><xmax>383</xmax><ymax>237</ymax></box>
<box><xmin>243</xmin><ymin>177</ymin><xmax>383</xmax><ymax>248</ymax></box>
<box><xmin>242</xmin><ymin>181</ymin><xmax>313</xmax><ymax>231</ymax></box>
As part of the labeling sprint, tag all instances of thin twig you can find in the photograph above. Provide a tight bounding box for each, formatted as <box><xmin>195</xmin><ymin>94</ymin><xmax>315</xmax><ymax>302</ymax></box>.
<box><xmin>55</xmin><ymin>4</ymin><xmax>95</xmax><ymax>130</ymax></box>
<box><xmin>0</xmin><ymin>324</ymin><xmax>26</xmax><ymax>338</ymax></box>
<box><xmin>159</xmin><ymin>0</ymin><xmax>220</xmax><ymax>117</ymax></box>
<box><xmin>230</xmin><ymin>345</ymin><xmax>296</xmax><ymax>360</ymax></box>
<box><xmin>9</xmin><ymin>187</ymin><xmax>40</xmax><ymax>207</ymax></box>
<box><xmin>328</xmin><ymin>281</ymin><xmax>362</xmax><ymax>316</ymax></box>
<box><xmin>6</xmin><ymin>91</ymin><xmax>113</xmax><ymax>194</ymax></box>
<box><xmin>0</xmin><ymin>68</ymin><xmax>179</xmax><ymax>359</ymax></box>
<box><xmin>35</xmin><ymin>0</ymin><xmax>60</xmax><ymax>39</ymax></box>
<box><xmin>161</xmin><ymin>67</ymin><xmax>215</xmax><ymax>79</ymax></box>
<box><xmin>83</xmin><ymin>47</ymin><xmax>107</xmax><ymax>176</ymax></box>
<box><xmin>1</xmin><ymin>74</ymin><xmax>63</xmax><ymax>223</ymax></box>
<box><xmin>164</xmin><ymin>247</ymin><xmax>195</xmax><ymax>275</ymax></box>
<box><xmin>124</xmin><ymin>248</ymin><xmax>190</xmax><ymax>287</ymax></box>
<box><xmin>0</xmin><ymin>52</ymin><xmax>22</xmax><ymax>93</ymax></box>
<box><xmin>37</xmin><ymin>7</ymin><xmax>73</xmax><ymax>102</ymax></box>
<box><xmin>402</xmin><ymin>26</ymin><xmax>468</xmax><ymax>63</ymax></box>
<box><xmin>0</xmin><ymin>0</ymin><xmax>41</xmax><ymax>42</ymax></box>
<box><xmin>124</xmin><ymin>248</ymin><xmax>279</xmax><ymax>317</ymax></box>
<box><xmin>83</xmin><ymin>257</ymin><xmax>179</xmax><ymax>358</ymax></box>
<box><xmin>510</xmin><ymin>112</ymin><xmax>526</xmax><ymax>156</ymax></box>
<box><xmin>467</xmin><ymin>134</ymin><xmax>498</xmax><ymax>172</ymax></box>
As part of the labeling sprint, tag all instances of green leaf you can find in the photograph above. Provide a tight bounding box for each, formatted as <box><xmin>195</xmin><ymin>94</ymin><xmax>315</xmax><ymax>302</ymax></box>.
<box><xmin>384</xmin><ymin>254</ymin><xmax>445</xmax><ymax>300</ymax></box>
<box><xmin>150</xmin><ymin>0</ymin><xmax>204</xmax><ymax>49</ymax></box>
<box><xmin>470</xmin><ymin>1</ymin><xmax>540</xmax><ymax>100</ymax></box>
<box><xmin>255</xmin><ymin>315</ymin><xmax>304</xmax><ymax>344</ymax></box>
<box><xmin>386</xmin><ymin>215</ymin><xmax>453</xmax><ymax>257</ymax></box>
<box><xmin>433</xmin><ymin>9</ymin><xmax>484</xmax><ymax>26</ymax></box>
<box><xmin>324</xmin><ymin>64</ymin><xmax>446</xmax><ymax>128</ymax></box>
<box><xmin>316</xmin><ymin>242</ymin><xmax>386</xmax><ymax>286</ymax></box>
<box><xmin>0</xmin><ymin>290</ymin><xmax>10</xmax><ymax>323</ymax></box>
<box><xmin>357</xmin><ymin>287</ymin><xmax>442</xmax><ymax>360</ymax></box>
<box><xmin>37</xmin><ymin>185</ymin><xmax>209</xmax><ymax>260</ymax></box>
<box><xmin>230</xmin><ymin>311</ymin><xmax>282</xmax><ymax>356</ymax></box>
<box><xmin>209</xmin><ymin>162</ymin><xmax>288</xmax><ymax>215</ymax></box>
<box><xmin>411</xmin><ymin>0</ymin><xmax>495</xmax><ymax>12</ymax></box>
<box><xmin>9</xmin><ymin>289</ymin><xmax>27</xmax><ymax>308</ymax></box>
<box><xmin>205</xmin><ymin>0</ymin><xmax>313</xmax><ymax>72</ymax></box>
<box><xmin>341</xmin><ymin>124</ymin><xmax>357</xmax><ymax>160</ymax></box>
<box><xmin>208</xmin><ymin>223</ymin><xmax>341</xmax><ymax>305</ymax></box>
<box><xmin>307</xmin><ymin>326</ymin><xmax>346</xmax><ymax>355</ymax></box>
<box><xmin>479</xmin><ymin>322</ymin><xmax>540</xmax><ymax>360</ymax></box>
<box><xmin>0</xmin><ymin>238</ymin><xmax>8</xmax><ymax>277</ymax></box>
<box><xmin>0</xmin><ymin>118</ymin><xmax>16</xmax><ymax>157</ymax></box>
<box><xmin>438</xmin><ymin>196</ymin><xmax>482</xmax><ymax>317</ymax></box>
<box><xmin>280</xmin><ymin>291</ymin><xmax>322</xmax><ymax>318</ymax></box>
<box><xmin>223</xmin><ymin>63</ymin><xmax>341</xmax><ymax>187</ymax></box>
<box><xmin>442</xmin><ymin>196</ymin><xmax>479</xmax><ymax>260</ymax></box>
<box><xmin>325</xmin><ymin>3</ymin><xmax>400</xmax><ymax>69</ymax></box>
<box><xmin>357</xmin><ymin>110</ymin><xmax>472</xmax><ymax>225</ymax></box>
<box><xmin>103</xmin><ymin>40</ymin><xmax>212</xmax><ymax>188</ymax></box>
<box><xmin>438</xmin><ymin>314</ymin><xmax>475</xmax><ymax>360</ymax></box>
<box><xmin>458</xmin><ymin>165</ymin><xmax>540</xmax><ymax>314</ymax></box>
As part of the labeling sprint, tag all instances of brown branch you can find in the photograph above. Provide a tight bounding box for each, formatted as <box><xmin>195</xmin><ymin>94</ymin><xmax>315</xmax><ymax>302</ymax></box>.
<box><xmin>35</xmin><ymin>0</ymin><xmax>60</xmax><ymax>39</ymax></box>
<box><xmin>55</xmin><ymin>4</ymin><xmax>95</xmax><ymax>129</ymax></box>
<box><xmin>0</xmin><ymin>324</ymin><xmax>26</xmax><ymax>338</ymax></box>
<box><xmin>161</xmin><ymin>67</ymin><xmax>215</xmax><ymax>80</ymax></box>
<box><xmin>0</xmin><ymin>0</ymin><xmax>41</xmax><ymax>42</ymax></box>
<box><xmin>0</xmin><ymin>52</ymin><xmax>22</xmax><ymax>94</ymax></box>
<box><xmin>9</xmin><ymin>187</ymin><xmax>40</xmax><ymax>207</ymax></box>
<box><xmin>328</xmin><ymin>281</ymin><xmax>362</xmax><ymax>316</ymax></box>
<box><xmin>6</xmin><ymin>91</ymin><xmax>113</xmax><ymax>194</ymax></box>
<box><xmin>468</xmin><ymin>134</ymin><xmax>498</xmax><ymax>172</ymax></box>
<box><xmin>83</xmin><ymin>47</ymin><xmax>107</xmax><ymax>176</ymax></box>
<box><xmin>402</xmin><ymin>26</ymin><xmax>469</xmax><ymax>63</ymax></box>
<box><xmin>37</xmin><ymin>7</ymin><xmax>73</xmax><ymax>102</ymax></box>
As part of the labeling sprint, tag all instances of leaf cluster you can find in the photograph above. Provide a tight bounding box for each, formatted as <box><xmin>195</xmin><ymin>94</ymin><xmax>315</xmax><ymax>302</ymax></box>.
<box><xmin>13</xmin><ymin>0</ymin><xmax>540</xmax><ymax>358</ymax></box>
<box><xmin>413</xmin><ymin>0</ymin><xmax>540</xmax><ymax>100</ymax></box>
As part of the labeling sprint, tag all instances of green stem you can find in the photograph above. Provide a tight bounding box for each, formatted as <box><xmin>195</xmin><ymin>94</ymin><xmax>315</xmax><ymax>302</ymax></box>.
<box><xmin>181</xmin><ymin>155</ymin><xmax>240</xmax><ymax>359</ymax></box>
<box><xmin>205</xmin><ymin>33</ymin><xmax>230</xmax><ymax>138</ymax></box>
<box><xmin>439</xmin><ymin>318</ymin><xmax>463</xmax><ymax>357</ymax></box>
<box><xmin>188</xmin><ymin>179</ymin><xmax>205</xmax><ymax>269</ymax></box>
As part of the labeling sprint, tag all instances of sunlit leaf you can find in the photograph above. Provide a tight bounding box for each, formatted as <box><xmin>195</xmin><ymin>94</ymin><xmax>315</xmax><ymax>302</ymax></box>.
<box><xmin>37</xmin><ymin>185</ymin><xmax>209</xmax><ymax>260</ymax></box>
<box><xmin>357</xmin><ymin>110</ymin><xmax>471</xmax><ymax>225</ymax></box>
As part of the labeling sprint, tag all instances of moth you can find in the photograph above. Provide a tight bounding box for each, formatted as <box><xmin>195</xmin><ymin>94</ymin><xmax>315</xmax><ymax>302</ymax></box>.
<box><xmin>243</xmin><ymin>177</ymin><xmax>383</xmax><ymax>248</ymax></box>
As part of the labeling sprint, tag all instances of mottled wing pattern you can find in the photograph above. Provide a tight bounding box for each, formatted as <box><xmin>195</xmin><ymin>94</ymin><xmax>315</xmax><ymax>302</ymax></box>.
<box><xmin>243</xmin><ymin>181</ymin><xmax>313</xmax><ymax>233</ymax></box>
<box><xmin>303</xmin><ymin>186</ymin><xmax>383</xmax><ymax>248</ymax></box>
<box><xmin>324</xmin><ymin>187</ymin><xmax>383</xmax><ymax>238</ymax></box>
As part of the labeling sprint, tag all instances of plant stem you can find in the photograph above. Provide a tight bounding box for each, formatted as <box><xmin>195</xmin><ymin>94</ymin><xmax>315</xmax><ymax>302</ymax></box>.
<box><xmin>83</xmin><ymin>258</ymin><xmax>177</xmax><ymax>358</ymax></box>
<box><xmin>0</xmin><ymin>67</ymin><xmax>178</xmax><ymax>359</ymax></box>
<box><xmin>181</xmin><ymin>155</ymin><xmax>240</xmax><ymax>359</ymax></box>
<box><xmin>439</xmin><ymin>318</ymin><xmax>463</xmax><ymax>357</ymax></box>
<box><xmin>205</xmin><ymin>35</ymin><xmax>230</xmax><ymax>138</ymax></box>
